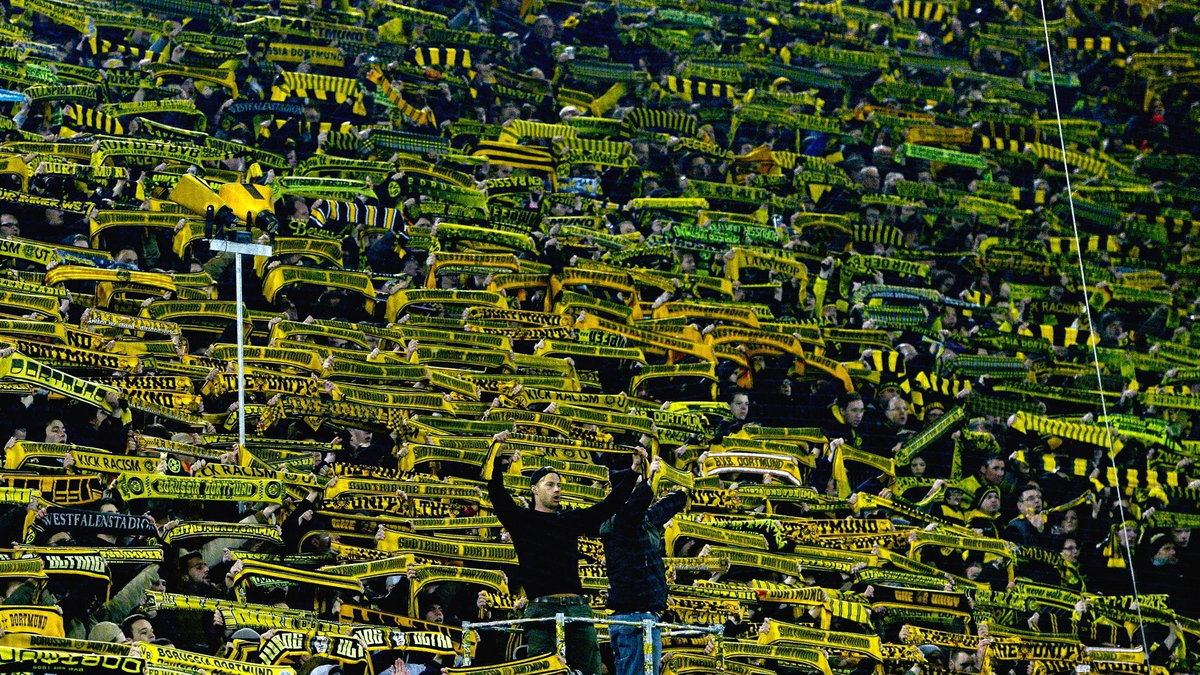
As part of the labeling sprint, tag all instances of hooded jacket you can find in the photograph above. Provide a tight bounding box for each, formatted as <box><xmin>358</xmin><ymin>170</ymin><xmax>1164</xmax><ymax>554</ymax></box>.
<box><xmin>600</xmin><ymin>481</ymin><xmax>689</xmax><ymax>614</ymax></box>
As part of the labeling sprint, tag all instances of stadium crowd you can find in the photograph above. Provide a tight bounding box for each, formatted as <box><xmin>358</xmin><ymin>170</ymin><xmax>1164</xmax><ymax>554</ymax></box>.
<box><xmin>0</xmin><ymin>0</ymin><xmax>1196</xmax><ymax>672</ymax></box>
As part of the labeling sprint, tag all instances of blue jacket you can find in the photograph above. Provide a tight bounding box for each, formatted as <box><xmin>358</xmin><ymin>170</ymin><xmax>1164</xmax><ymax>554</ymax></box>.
<box><xmin>600</xmin><ymin>480</ymin><xmax>689</xmax><ymax>613</ymax></box>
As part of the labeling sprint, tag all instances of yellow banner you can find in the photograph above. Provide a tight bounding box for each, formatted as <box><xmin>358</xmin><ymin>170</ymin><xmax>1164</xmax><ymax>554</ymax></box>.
<box><xmin>0</xmin><ymin>606</ymin><xmax>65</xmax><ymax>637</ymax></box>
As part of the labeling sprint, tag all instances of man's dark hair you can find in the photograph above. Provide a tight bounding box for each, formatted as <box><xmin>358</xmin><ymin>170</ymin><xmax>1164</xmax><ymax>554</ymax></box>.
<box><xmin>121</xmin><ymin>613</ymin><xmax>150</xmax><ymax>636</ymax></box>
<box><xmin>835</xmin><ymin>391</ymin><xmax>863</xmax><ymax>409</ymax></box>
<box><xmin>979</xmin><ymin>454</ymin><xmax>1004</xmax><ymax>472</ymax></box>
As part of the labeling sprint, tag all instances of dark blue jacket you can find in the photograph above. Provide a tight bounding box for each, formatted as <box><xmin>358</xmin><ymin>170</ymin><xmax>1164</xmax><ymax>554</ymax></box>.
<box><xmin>600</xmin><ymin>481</ymin><xmax>689</xmax><ymax>613</ymax></box>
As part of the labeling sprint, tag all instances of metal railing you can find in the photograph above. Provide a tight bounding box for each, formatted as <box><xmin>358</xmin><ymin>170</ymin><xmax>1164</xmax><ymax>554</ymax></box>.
<box><xmin>461</xmin><ymin>613</ymin><xmax>722</xmax><ymax>674</ymax></box>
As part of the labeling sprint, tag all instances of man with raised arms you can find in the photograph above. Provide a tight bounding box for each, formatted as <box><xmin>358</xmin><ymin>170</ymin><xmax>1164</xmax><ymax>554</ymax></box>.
<box><xmin>486</xmin><ymin>431</ymin><xmax>641</xmax><ymax>675</ymax></box>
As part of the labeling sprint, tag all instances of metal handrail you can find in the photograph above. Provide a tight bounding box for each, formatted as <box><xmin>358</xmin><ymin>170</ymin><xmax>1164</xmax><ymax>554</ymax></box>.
<box><xmin>461</xmin><ymin>613</ymin><xmax>722</xmax><ymax>674</ymax></box>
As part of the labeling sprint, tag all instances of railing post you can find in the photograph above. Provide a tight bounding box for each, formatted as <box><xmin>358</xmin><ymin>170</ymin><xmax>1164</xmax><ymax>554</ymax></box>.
<box><xmin>642</xmin><ymin>616</ymin><xmax>655</xmax><ymax>675</ymax></box>
<box><xmin>555</xmin><ymin>612</ymin><xmax>567</xmax><ymax>663</ymax></box>
<box><xmin>461</xmin><ymin>621</ymin><xmax>474</xmax><ymax>666</ymax></box>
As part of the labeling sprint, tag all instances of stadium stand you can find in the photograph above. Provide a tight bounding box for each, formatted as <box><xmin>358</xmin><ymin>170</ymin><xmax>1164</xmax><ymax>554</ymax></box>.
<box><xmin>0</xmin><ymin>0</ymin><xmax>1195</xmax><ymax>673</ymax></box>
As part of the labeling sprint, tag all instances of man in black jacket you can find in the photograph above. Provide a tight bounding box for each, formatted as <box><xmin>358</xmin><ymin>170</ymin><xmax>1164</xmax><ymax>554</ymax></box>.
<box><xmin>486</xmin><ymin>435</ymin><xmax>640</xmax><ymax>675</ymax></box>
<box><xmin>600</xmin><ymin>454</ymin><xmax>688</xmax><ymax>675</ymax></box>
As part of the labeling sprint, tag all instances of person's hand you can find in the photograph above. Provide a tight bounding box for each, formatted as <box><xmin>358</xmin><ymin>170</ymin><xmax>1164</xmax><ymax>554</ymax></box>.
<box><xmin>631</xmin><ymin>445</ymin><xmax>647</xmax><ymax>472</ymax></box>
<box><xmin>648</xmin><ymin>456</ymin><xmax>662</xmax><ymax>478</ymax></box>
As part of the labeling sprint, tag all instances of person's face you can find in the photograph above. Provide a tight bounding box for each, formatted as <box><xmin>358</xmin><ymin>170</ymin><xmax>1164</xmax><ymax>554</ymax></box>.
<box><xmin>842</xmin><ymin>399</ymin><xmax>865</xmax><ymax>428</ymax></box>
<box><xmin>679</xmin><ymin>254</ymin><xmax>696</xmax><ymax>274</ymax></box>
<box><xmin>99</xmin><ymin>503</ymin><xmax>119</xmax><ymax>515</ymax></box>
<box><xmin>292</xmin><ymin>200</ymin><xmax>310</xmax><ymax>220</ymax></box>
<box><xmin>1172</xmin><ymin>528</ymin><xmax>1191</xmax><ymax>546</ymax></box>
<box><xmin>1018</xmin><ymin>489</ymin><xmax>1042</xmax><ymax>514</ymax></box>
<box><xmin>885</xmin><ymin>398</ymin><xmax>908</xmax><ymax>427</ymax></box>
<box><xmin>0</xmin><ymin>220</ymin><xmax>18</xmax><ymax>237</ymax></box>
<box><xmin>130</xmin><ymin>619</ymin><xmax>155</xmax><ymax>642</ymax></box>
<box><xmin>116</xmin><ymin>250</ymin><xmax>139</xmax><ymax>268</ymax></box>
<box><xmin>1060</xmin><ymin>510</ymin><xmax>1078</xmax><ymax>533</ymax></box>
<box><xmin>944</xmin><ymin>489</ymin><xmax>963</xmax><ymax>507</ymax></box>
<box><xmin>909</xmin><ymin>457</ymin><xmax>926</xmax><ymax>477</ymax></box>
<box><xmin>1060</xmin><ymin>539</ymin><xmax>1079</xmax><ymax>563</ymax></box>
<box><xmin>534</xmin><ymin>17</ymin><xmax>555</xmax><ymax>38</ymax></box>
<box><xmin>423</xmin><ymin>604</ymin><xmax>445</xmax><ymax>623</ymax></box>
<box><xmin>45</xmin><ymin>420</ymin><xmax>67</xmax><ymax>444</ymax></box>
<box><xmin>1119</xmin><ymin>525</ymin><xmax>1138</xmax><ymax>547</ymax></box>
<box><xmin>729</xmin><ymin>394</ymin><xmax>749</xmax><ymax>420</ymax></box>
<box><xmin>349</xmin><ymin>429</ymin><xmax>372</xmax><ymax>447</ymax></box>
<box><xmin>531</xmin><ymin>473</ymin><xmax>562</xmax><ymax>511</ymax></box>
<box><xmin>981</xmin><ymin>460</ymin><xmax>1005</xmax><ymax>485</ymax></box>
<box><xmin>185</xmin><ymin>557</ymin><xmax>210</xmax><ymax>584</ymax></box>
<box><xmin>980</xmin><ymin>492</ymin><xmax>1000</xmax><ymax>514</ymax></box>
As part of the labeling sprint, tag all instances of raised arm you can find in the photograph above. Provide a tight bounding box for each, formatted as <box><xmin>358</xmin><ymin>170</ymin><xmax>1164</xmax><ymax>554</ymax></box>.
<box><xmin>486</xmin><ymin>441</ymin><xmax>522</xmax><ymax>525</ymax></box>
<box><xmin>646</xmin><ymin>489</ymin><xmax>689</xmax><ymax>528</ymax></box>
<box><xmin>611</xmin><ymin>480</ymin><xmax>655</xmax><ymax>530</ymax></box>
<box><xmin>572</xmin><ymin>450</ymin><xmax>645</xmax><ymax>532</ymax></box>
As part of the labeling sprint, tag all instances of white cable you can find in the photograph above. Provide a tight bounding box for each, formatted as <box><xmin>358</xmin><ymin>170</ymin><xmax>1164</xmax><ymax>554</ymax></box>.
<box><xmin>1034</xmin><ymin>0</ymin><xmax>1150</xmax><ymax>654</ymax></box>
